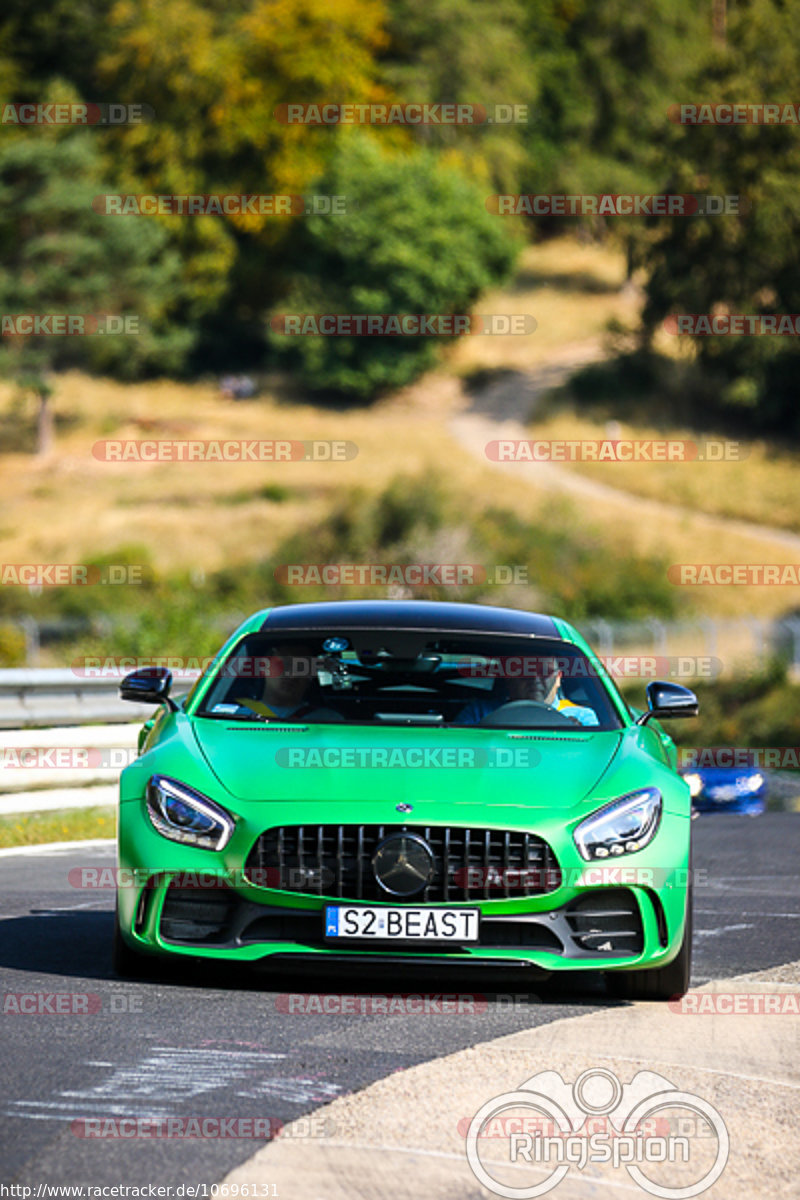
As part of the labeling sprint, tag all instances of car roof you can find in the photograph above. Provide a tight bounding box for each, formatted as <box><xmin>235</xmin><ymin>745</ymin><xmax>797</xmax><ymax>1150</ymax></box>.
<box><xmin>257</xmin><ymin>600</ymin><xmax>562</xmax><ymax>639</ymax></box>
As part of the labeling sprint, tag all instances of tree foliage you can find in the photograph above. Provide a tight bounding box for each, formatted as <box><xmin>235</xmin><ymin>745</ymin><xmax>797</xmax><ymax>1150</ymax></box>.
<box><xmin>268</xmin><ymin>137</ymin><xmax>520</xmax><ymax>396</ymax></box>
<box><xmin>0</xmin><ymin>0</ymin><xmax>796</xmax><ymax>421</ymax></box>
<box><xmin>639</xmin><ymin>0</ymin><xmax>800</xmax><ymax>435</ymax></box>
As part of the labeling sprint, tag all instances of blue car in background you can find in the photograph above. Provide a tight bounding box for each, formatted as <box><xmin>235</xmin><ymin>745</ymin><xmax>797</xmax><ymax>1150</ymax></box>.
<box><xmin>681</xmin><ymin>766</ymin><xmax>767</xmax><ymax>815</ymax></box>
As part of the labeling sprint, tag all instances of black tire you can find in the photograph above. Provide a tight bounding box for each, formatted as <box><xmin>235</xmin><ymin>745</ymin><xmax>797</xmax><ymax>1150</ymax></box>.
<box><xmin>606</xmin><ymin>874</ymin><xmax>693</xmax><ymax>1002</ymax></box>
<box><xmin>112</xmin><ymin>900</ymin><xmax>155</xmax><ymax>978</ymax></box>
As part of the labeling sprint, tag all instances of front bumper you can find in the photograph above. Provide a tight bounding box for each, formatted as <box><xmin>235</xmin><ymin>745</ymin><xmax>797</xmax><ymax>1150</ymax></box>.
<box><xmin>117</xmin><ymin>807</ymin><xmax>690</xmax><ymax>974</ymax></box>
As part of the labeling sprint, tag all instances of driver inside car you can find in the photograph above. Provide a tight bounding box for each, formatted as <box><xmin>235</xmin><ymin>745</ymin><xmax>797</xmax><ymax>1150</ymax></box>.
<box><xmin>231</xmin><ymin>651</ymin><xmax>310</xmax><ymax>719</ymax></box>
<box><xmin>455</xmin><ymin>657</ymin><xmax>599</xmax><ymax>726</ymax></box>
<box><xmin>231</xmin><ymin>648</ymin><xmax>344</xmax><ymax>721</ymax></box>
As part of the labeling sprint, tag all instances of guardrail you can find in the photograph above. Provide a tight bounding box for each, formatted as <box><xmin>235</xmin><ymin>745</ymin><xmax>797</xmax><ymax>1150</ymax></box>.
<box><xmin>0</xmin><ymin>669</ymin><xmax>198</xmax><ymax>729</ymax></box>
<box><xmin>3</xmin><ymin>614</ymin><xmax>800</xmax><ymax>727</ymax></box>
<box><xmin>0</xmin><ymin>722</ymin><xmax>146</xmax><ymax>816</ymax></box>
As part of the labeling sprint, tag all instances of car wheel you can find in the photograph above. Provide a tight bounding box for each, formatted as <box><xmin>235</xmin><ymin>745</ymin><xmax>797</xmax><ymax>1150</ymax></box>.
<box><xmin>605</xmin><ymin>873</ymin><xmax>693</xmax><ymax>1002</ymax></box>
<box><xmin>112</xmin><ymin>899</ymin><xmax>155</xmax><ymax>979</ymax></box>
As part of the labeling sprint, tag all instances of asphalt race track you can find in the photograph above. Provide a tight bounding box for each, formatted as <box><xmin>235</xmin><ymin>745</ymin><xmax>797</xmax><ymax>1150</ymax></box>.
<box><xmin>1</xmin><ymin>813</ymin><xmax>797</xmax><ymax>1188</ymax></box>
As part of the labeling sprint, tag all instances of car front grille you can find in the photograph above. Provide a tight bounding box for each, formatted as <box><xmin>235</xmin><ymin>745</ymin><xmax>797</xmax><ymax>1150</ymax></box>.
<box><xmin>244</xmin><ymin>824</ymin><xmax>561</xmax><ymax>902</ymax></box>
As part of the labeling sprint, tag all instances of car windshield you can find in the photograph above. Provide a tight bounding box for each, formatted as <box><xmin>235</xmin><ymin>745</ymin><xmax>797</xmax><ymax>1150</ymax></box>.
<box><xmin>195</xmin><ymin>631</ymin><xmax>623</xmax><ymax>730</ymax></box>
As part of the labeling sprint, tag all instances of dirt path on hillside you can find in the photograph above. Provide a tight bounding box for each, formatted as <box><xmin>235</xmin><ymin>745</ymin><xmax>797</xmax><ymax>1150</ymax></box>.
<box><xmin>450</xmin><ymin>342</ymin><xmax>800</xmax><ymax>555</ymax></box>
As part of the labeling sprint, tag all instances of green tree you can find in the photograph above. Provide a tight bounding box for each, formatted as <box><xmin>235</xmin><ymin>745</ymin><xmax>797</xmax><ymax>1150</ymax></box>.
<box><xmin>0</xmin><ymin>133</ymin><xmax>193</xmax><ymax>452</ymax></box>
<box><xmin>267</xmin><ymin>137</ymin><xmax>520</xmax><ymax>397</ymax></box>
<box><xmin>638</xmin><ymin>0</ymin><xmax>800</xmax><ymax>435</ymax></box>
<box><xmin>96</xmin><ymin>0</ymin><xmax>391</xmax><ymax>344</ymax></box>
<box><xmin>380</xmin><ymin>0</ymin><xmax>537</xmax><ymax>192</ymax></box>
<box><xmin>518</xmin><ymin>0</ymin><xmax>707</xmax><ymax>267</ymax></box>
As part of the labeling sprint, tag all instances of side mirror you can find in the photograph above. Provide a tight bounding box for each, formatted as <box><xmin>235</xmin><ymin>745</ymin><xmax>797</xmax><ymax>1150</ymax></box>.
<box><xmin>636</xmin><ymin>680</ymin><xmax>698</xmax><ymax>725</ymax></box>
<box><xmin>120</xmin><ymin>666</ymin><xmax>177</xmax><ymax>710</ymax></box>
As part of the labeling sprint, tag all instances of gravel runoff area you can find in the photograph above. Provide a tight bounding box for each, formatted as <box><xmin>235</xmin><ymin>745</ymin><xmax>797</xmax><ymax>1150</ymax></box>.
<box><xmin>223</xmin><ymin>961</ymin><xmax>800</xmax><ymax>1200</ymax></box>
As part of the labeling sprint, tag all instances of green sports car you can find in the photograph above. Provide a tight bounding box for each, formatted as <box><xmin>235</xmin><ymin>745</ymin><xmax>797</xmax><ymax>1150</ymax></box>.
<box><xmin>114</xmin><ymin>600</ymin><xmax>698</xmax><ymax>999</ymax></box>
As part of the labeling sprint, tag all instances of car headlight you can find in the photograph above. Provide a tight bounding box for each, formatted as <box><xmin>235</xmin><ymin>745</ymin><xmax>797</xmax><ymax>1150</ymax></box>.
<box><xmin>574</xmin><ymin>788</ymin><xmax>662</xmax><ymax>861</ymax></box>
<box><xmin>146</xmin><ymin>775</ymin><xmax>234</xmax><ymax>850</ymax></box>
<box><xmin>683</xmin><ymin>772</ymin><xmax>703</xmax><ymax>798</ymax></box>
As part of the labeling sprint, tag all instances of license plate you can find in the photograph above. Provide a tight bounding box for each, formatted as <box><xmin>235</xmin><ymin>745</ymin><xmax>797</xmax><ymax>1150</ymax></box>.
<box><xmin>324</xmin><ymin>905</ymin><xmax>479</xmax><ymax>943</ymax></box>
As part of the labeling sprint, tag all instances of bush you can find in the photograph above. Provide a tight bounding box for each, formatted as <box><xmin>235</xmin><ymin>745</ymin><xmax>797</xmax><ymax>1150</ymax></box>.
<box><xmin>0</xmin><ymin>622</ymin><xmax>26</xmax><ymax>667</ymax></box>
<box><xmin>269</xmin><ymin>475</ymin><xmax>679</xmax><ymax>618</ymax></box>
<box><xmin>620</xmin><ymin>663</ymin><xmax>800</xmax><ymax>754</ymax></box>
<box><xmin>268</xmin><ymin>137</ymin><xmax>520</xmax><ymax>398</ymax></box>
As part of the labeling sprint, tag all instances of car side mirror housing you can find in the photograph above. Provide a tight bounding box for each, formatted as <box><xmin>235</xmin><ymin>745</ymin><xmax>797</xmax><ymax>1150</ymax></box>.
<box><xmin>636</xmin><ymin>680</ymin><xmax>698</xmax><ymax>725</ymax></box>
<box><xmin>120</xmin><ymin>666</ymin><xmax>177</xmax><ymax>710</ymax></box>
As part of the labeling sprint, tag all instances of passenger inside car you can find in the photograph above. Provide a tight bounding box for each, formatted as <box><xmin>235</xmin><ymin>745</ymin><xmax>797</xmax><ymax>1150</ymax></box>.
<box><xmin>455</xmin><ymin>658</ymin><xmax>600</xmax><ymax>726</ymax></box>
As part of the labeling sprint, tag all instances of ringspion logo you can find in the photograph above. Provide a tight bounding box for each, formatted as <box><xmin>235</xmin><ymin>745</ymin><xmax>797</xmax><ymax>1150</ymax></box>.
<box><xmin>466</xmin><ymin>1068</ymin><xmax>728</xmax><ymax>1197</ymax></box>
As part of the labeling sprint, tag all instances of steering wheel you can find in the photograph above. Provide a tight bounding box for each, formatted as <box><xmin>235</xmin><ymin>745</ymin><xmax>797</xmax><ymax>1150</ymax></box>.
<box><xmin>478</xmin><ymin>700</ymin><xmax>579</xmax><ymax>728</ymax></box>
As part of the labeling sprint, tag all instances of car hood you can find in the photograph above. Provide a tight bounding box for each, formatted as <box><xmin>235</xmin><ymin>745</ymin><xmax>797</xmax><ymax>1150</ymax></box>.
<box><xmin>188</xmin><ymin>720</ymin><xmax>627</xmax><ymax>813</ymax></box>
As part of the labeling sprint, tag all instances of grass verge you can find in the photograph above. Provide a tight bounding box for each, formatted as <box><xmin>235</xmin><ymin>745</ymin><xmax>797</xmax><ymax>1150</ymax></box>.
<box><xmin>0</xmin><ymin>806</ymin><xmax>116</xmax><ymax>848</ymax></box>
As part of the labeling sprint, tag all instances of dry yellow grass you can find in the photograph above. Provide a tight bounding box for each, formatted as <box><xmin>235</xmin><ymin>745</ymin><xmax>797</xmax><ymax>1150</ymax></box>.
<box><xmin>522</xmin><ymin>411</ymin><xmax>800</xmax><ymax>534</ymax></box>
<box><xmin>444</xmin><ymin>239</ymin><xmax>639</xmax><ymax>374</ymax></box>
<box><xmin>0</xmin><ymin>237</ymin><xmax>797</xmax><ymax>624</ymax></box>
